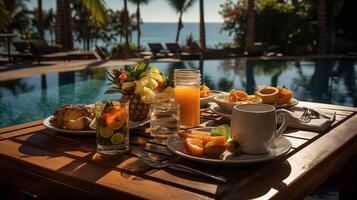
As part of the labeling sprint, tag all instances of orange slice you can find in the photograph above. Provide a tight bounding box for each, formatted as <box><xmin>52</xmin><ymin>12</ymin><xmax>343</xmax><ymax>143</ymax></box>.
<box><xmin>185</xmin><ymin>138</ymin><xmax>204</xmax><ymax>157</ymax></box>
<box><xmin>229</xmin><ymin>90</ymin><xmax>249</xmax><ymax>102</ymax></box>
<box><xmin>103</xmin><ymin>106</ymin><xmax>128</xmax><ymax>130</ymax></box>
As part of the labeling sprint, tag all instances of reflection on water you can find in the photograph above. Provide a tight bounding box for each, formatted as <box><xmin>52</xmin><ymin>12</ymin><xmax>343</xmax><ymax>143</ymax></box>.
<box><xmin>0</xmin><ymin>59</ymin><xmax>356</xmax><ymax>127</ymax></box>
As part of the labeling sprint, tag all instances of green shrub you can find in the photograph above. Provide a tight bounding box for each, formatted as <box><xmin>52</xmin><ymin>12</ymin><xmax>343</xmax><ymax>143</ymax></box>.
<box><xmin>220</xmin><ymin>0</ymin><xmax>316</xmax><ymax>54</ymax></box>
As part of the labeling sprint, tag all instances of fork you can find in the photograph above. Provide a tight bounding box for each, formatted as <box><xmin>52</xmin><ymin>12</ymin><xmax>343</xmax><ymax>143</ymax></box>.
<box><xmin>131</xmin><ymin>148</ymin><xmax>227</xmax><ymax>183</ymax></box>
<box><xmin>300</xmin><ymin>107</ymin><xmax>312</xmax><ymax>123</ymax></box>
<box><xmin>303</xmin><ymin>107</ymin><xmax>333</xmax><ymax>120</ymax></box>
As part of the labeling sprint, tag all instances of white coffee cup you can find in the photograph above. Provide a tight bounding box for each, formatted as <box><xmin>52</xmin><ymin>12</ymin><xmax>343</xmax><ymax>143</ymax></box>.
<box><xmin>230</xmin><ymin>104</ymin><xmax>287</xmax><ymax>154</ymax></box>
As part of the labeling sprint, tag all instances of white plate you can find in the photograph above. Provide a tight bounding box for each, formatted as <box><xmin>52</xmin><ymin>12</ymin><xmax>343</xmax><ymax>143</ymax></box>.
<box><xmin>209</xmin><ymin>103</ymin><xmax>232</xmax><ymax>118</ymax></box>
<box><xmin>43</xmin><ymin>116</ymin><xmax>149</xmax><ymax>136</ymax></box>
<box><xmin>213</xmin><ymin>94</ymin><xmax>262</xmax><ymax>112</ymax></box>
<box><xmin>43</xmin><ymin>116</ymin><xmax>95</xmax><ymax>136</ymax></box>
<box><xmin>200</xmin><ymin>91</ymin><xmax>225</xmax><ymax>107</ymax></box>
<box><xmin>273</xmin><ymin>98</ymin><xmax>299</xmax><ymax>109</ymax></box>
<box><xmin>166</xmin><ymin>127</ymin><xmax>291</xmax><ymax>166</ymax></box>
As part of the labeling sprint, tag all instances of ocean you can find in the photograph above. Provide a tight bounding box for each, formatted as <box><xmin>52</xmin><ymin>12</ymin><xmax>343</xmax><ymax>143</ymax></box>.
<box><xmin>44</xmin><ymin>22</ymin><xmax>233</xmax><ymax>50</ymax></box>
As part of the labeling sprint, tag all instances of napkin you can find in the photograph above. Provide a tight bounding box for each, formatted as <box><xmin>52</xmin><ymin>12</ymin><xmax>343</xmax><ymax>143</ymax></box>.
<box><xmin>277</xmin><ymin>106</ymin><xmax>336</xmax><ymax>132</ymax></box>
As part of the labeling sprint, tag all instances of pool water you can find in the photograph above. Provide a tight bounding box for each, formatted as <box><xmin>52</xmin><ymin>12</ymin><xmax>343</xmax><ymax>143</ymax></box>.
<box><xmin>1</xmin><ymin>59</ymin><xmax>356</xmax><ymax>128</ymax></box>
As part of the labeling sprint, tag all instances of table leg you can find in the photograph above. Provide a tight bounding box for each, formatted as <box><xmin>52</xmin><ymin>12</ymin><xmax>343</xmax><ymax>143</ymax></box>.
<box><xmin>339</xmin><ymin>153</ymin><xmax>356</xmax><ymax>200</ymax></box>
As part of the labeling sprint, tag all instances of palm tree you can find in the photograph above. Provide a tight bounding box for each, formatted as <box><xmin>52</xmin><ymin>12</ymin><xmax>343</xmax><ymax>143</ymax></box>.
<box><xmin>1</xmin><ymin>0</ymin><xmax>31</xmax><ymax>36</ymax></box>
<box><xmin>0</xmin><ymin>0</ymin><xmax>10</xmax><ymax>31</ymax></box>
<box><xmin>167</xmin><ymin>0</ymin><xmax>197</xmax><ymax>43</ymax></box>
<box><xmin>129</xmin><ymin>0</ymin><xmax>151</xmax><ymax>49</ymax></box>
<box><xmin>317</xmin><ymin>0</ymin><xmax>327</xmax><ymax>54</ymax></box>
<box><xmin>44</xmin><ymin>9</ymin><xmax>55</xmax><ymax>44</ymax></box>
<box><xmin>37</xmin><ymin>0</ymin><xmax>44</xmax><ymax>40</ymax></box>
<box><xmin>245</xmin><ymin>0</ymin><xmax>255</xmax><ymax>53</ymax></box>
<box><xmin>123</xmin><ymin>0</ymin><xmax>130</xmax><ymax>48</ymax></box>
<box><xmin>55</xmin><ymin>0</ymin><xmax>107</xmax><ymax>50</ymax></box>
<box><xmin>56</xmin><ymin>0</ymin><xmax>73</xmax><ymax>50</ymax></box>
<box><xmin>199</xmin><ymin>0</ymin><xmax>206</xmax><ymax>49</ymax></box>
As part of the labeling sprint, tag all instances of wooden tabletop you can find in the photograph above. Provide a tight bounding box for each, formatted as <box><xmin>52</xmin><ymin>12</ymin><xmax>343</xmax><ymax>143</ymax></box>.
<box><xmin>0</xmin><ymin>101</ymin><xmax>356</xmax><ymax>200</ymax></box>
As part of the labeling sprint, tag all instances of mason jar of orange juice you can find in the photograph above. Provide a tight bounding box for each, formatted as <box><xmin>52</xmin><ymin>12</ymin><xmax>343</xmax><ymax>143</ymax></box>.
<box><xmin>174</xmin><ymin>69</ymin><xmax>201</xmax><ymax>128</ymax></box>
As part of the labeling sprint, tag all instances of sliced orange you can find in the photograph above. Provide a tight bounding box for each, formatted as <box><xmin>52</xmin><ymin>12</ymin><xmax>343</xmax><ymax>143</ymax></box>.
<box><xmin>229</xmin><ymin>90</ymin><xmax>249</xmax><ymax>102</ymax></box>
<box><xmin>185</xmin><ymin>138</ymin><xmax>204</xmax><ymax>157</ymax></box>
<box><xmin>276</xmin><ymin>87</ymin><xmax>292</xmax><ymax>104</ymax></box>
<box><xmin>207</xmin><ymin>136</ymin><xmax>227</xmax><ymax>146</ymax></box>
<box><xmin>255</xmin><ymin>86</ymin><xmax>279</xmax><ymax>104</ymax></box>
<box><xmin>103</xmin><ymin>106</ymin><xmax>128</xmax><ymax>130</ymax></box>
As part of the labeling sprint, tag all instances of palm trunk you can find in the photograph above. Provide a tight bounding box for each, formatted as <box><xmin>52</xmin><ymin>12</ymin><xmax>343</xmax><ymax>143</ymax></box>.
<box><xmin>245</xmin><ymin>0</ymin><xmax>255</xmax><ymax>52</ymax></box>
<box><xmin>55</xmin><ymin>0</ymin><xmax>73</xmax><ymax>50</ymax></box>
<box><xmin>175</xmin><ymin>11</ymin><xmax>183</xmax><ymax>43</ymax></box>
<box><xmin>199</xmin><ymin>0</ymin><xmax>206</xmax><ymax>49</ymax></box>
<box><xmin>37</xmin><ymin>0</ymin><xmax>44</xmax><ymax>40</ymax></box>
<box><xmin>123</xmin><ymin>0</ymin><xmax>130</xmax><ymax>48</ymax></box>
<box><xmin>317</xmin><ymin>0</ymin><xmax>327</xmax><ymax>54</ymax></box>
<box><xmin>136</xmin><ymin>1</ymin><xmax>141</xmax><ymax>49</ymax></box>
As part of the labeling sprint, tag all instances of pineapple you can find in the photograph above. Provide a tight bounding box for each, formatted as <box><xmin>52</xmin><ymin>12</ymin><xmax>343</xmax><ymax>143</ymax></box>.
<box><xmin>122</xmin><ymin>94</ymin><xmax>150</xmax><ymax>121</ymax></box>
<box><xmin>105</xmin><ymin>58</ymin><xmax>166</xmax><ymax>122</ymax></box>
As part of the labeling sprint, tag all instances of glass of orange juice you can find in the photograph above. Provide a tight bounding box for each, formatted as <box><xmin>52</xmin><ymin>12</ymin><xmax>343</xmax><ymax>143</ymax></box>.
<box><xmin>174</xmin><ymin>69</ymin><xmax>201</xmax><ymax>128</ymax></box>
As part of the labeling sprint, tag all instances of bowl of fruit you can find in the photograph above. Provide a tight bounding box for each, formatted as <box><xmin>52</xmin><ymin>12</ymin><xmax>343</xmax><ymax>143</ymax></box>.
<box><xmin>200</xmin><ymin>84</ymin><xmax>224</xmax><ymax>107</ymax></box>
<box><xmin>213</xmin><ymin>90</ymin><xmax>262</xmax><ymax>112</ymax></box>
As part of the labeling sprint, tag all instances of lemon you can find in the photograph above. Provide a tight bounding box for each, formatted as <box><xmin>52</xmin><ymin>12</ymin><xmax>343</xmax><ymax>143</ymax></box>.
<box><xmin>111</xmin><ymin>133</ymin><xmax>125</xmax><ymax>144</ymax></box>
<box><xmin>99</xmin><ymin>126</ymin><xmax>114</xmax><ymax>138</ymax></box>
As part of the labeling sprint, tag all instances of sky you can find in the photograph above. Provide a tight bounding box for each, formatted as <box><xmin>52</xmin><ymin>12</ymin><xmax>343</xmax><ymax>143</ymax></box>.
<box><xmin>27</xmin><ymin>0</ymin><xmax>225</xmax><ymax>22</ymax></box>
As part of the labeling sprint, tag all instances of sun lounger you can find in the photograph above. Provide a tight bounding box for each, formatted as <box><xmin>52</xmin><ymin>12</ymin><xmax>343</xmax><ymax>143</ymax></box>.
<box><xmin>165</xmin><ymin>43</ymin><xmax>201</xmax><ymax>59</ymax></box>
<box><xmin>147</xmin><ymin>43</ymin><xmax>169</xmax><ymax>58</ymax></box>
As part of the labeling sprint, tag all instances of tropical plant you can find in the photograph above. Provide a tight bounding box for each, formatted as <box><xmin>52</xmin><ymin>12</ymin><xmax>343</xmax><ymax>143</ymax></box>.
<box><xmin>129</xmin><ymin>0</ymin><xmax>151</xmax><ymax>49</ymax></box>
<box><xmin>317</xmin><ymin>0</ymin><xmax>327</xmax><ymax>54</ymax></box>
<box><xmin>167</xmin><ymin>0</ymin><xmax>197</xmax><ymax>42</ymax></box>
<box><xmin>245</xmin><ymin>0</ymin><xmax>255</xmax><ymax>52</ymax></box>
<box><xmin>37</xmin><ymin>0</ymin><xmax>44</xmax><ymax>39</ymax></box>
<box><xmin>220</xmin><ymin>0</ymin><xmax>316</xmax><ymax>54</ymax></box>
<box><xmin>123</xmin><ymin>0</ymin><xmax>130</xmax><ymax>48</ymax></box>
<box><xmin>199</xmin><ymin>0</ymin><xmax>206</xmax><ymax>48</ymax></box>
<box><xmin>32</xmin><ymin>8</ymin><xmax>55</xmax><ymax>42</ymax></box>
<box><xmin>55</xmin><ymin>0</ymin><xmax>107</xmax><ymax>50</ymax></box>
<box><xmin>185</xmin><ymin>33</ymin><xmax>198</xmax><ymax>48</ymax></box>
<box><xmin>1</xmin><ymin>0</ymin><xmax>31</xmax><ymax>37</ymax></box>
<box><xmin>0</xmin><ymin>0</ymin><xmax>10</xmax><ymax>30</ymax></box>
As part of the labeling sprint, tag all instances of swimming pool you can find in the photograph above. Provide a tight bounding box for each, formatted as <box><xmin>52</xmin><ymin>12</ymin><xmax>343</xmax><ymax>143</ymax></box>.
<box><xmin>1</xmin><ymin>58</ymin><xmax>356</xmax><ymax>128</ymax></box>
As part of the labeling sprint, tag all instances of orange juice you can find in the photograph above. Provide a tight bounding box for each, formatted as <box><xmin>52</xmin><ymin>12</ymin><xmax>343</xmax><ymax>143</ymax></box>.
<box><xmin>175</xmin><ymin>86</ymin><xmax>200</xmax><ymax>127</ymax></box>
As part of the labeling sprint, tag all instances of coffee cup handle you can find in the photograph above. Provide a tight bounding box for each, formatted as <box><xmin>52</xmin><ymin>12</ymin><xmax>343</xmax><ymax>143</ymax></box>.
<box><xmin>275</xmin><ymin>110</ymin><xmax>287</xmax><ymax>137</ymax></box>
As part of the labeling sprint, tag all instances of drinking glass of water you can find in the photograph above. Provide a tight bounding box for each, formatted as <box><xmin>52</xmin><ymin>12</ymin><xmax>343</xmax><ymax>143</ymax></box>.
<box><xmin>150</xmin><ymin>102</ymin><xmax>180</xmax><ymax>138</ymax></box>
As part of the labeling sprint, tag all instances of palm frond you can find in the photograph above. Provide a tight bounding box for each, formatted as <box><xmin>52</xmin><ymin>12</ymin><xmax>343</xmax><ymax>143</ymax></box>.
<box><xmin>75</xmin><ymin>0</ymin><xmax>108</xmax><ymax>24</ymax></box>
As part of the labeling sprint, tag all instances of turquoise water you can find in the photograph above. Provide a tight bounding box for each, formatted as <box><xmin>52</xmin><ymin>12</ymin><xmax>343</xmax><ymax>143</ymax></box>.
<box><xmin>1</xmin><ymin>58</ymin><xmax>356</xmax><ymax>128</ymax></box>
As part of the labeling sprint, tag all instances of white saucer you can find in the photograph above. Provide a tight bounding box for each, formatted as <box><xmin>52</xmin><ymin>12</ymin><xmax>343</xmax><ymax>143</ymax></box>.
<box><xmin>274</xmin><ymin>98</ymin><xmax>299</xmax><ymax>109</ymax></box>
<box><xmin>209</xmin><ymin>103</ymin><xmax>232</xmax><ymax>118</ymax></box>
<box><xmin>166</xmin><ymin>127</ymin><xmax>292</xmax><ymax>166</ymax></box>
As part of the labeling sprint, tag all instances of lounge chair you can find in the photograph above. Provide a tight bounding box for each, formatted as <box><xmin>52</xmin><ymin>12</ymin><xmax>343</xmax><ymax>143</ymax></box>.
<box><xmin>30</xmin><ymin>40</ymin><xmax>97</xmax><ymax>64</ymax></box>
<box><xmin>147</xmin><ymin>43</ymin><xmax>169</xmax><ymax>58</ymax></box>
<box><xmin>11</xmin><ymin>41</ymin><xmax>34</xmax><ymax>61</ymax></box>
<box><xmin>30</xmin><ymin>40</ymin><xmax>68</xmax><ymax>64</ymax></box>
<box><xmin>165</xmin><ymin>43</ymin><xmax>201</xmax><ymax>59</ymax></box>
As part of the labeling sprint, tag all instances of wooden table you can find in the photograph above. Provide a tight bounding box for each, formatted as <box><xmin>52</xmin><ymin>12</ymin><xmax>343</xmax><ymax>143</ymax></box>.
<box><xmin>0</xmin><ymin>33</ymin><xmax>16</xmax><ymax>63</ymax></box>
<box><xmin>0</xmin><ymin>101</ymin><xmax>356</xmax><ymax>200</ymax></box>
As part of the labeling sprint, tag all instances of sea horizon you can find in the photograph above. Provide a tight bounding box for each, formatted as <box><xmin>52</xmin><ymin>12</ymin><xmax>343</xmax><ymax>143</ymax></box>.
<box><xmin>43</xmin><ymin>22</ymin><xmax>233</xmax><ymax>50</ymax></box>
